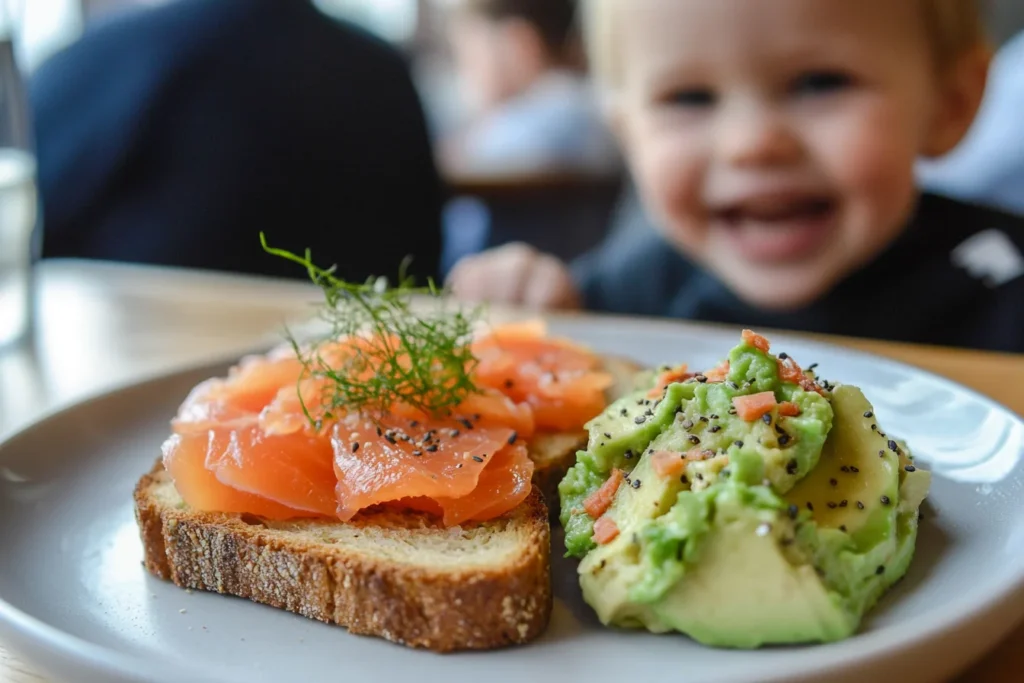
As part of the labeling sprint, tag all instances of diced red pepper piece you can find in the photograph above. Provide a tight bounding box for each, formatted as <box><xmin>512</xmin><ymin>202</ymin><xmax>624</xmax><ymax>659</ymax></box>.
<box><xmin>703</xmin><ymin>361</ymin><xmax>730</xmax><ymax>383</ymax></box>
<box><xmin>593</xmin><ymin>516</ymin><xmax>620</xmax><ymax>544</ymax></box>
<box><xmin>648</xmin><ymin>363</ymin><xmax>694</xmax><ymax>397</ymax></box>
<box><xmin>651</xmin><ymin>450</ymin><xmax>687</xmax><ymax>477</ymax></box>
<box><xmin>583</xmin><ymin>468</ymin><xmax>624</xmax><ymax>519</ymax></box>
<box><xmin>778</xmin><ymin>401</ymin><xmax>802</xmax><ymax>417</ymax></box>
<box><xmin>742</xmin><ymin>329</ymin><xmax>771</xmax><ymax>353</ymax></box>
<box><xmin>733</xmin><ymin>391</ymin><xmax>778</xmax><ymax>421</ymax></box>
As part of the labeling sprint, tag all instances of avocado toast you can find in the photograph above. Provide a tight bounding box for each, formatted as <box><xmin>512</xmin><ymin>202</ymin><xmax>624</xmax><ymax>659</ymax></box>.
<box><xmin>560</xmin><ymin>330</ymin><xmax>931</xmax><ymax>647</ymax></box>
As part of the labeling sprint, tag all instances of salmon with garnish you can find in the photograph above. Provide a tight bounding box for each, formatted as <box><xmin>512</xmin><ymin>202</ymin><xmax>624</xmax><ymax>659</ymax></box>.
<box><xmin>161</xmin><ymin>322</ymin><xmax>614</xmax><ymax>526</ymax></box>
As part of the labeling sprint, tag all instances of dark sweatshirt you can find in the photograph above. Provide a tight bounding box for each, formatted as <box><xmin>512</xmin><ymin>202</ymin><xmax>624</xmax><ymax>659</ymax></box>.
<box><xmin>573</xmin><ymin>192</ymin><xmax>1024</xmax><ymax>353</ymax></box>
<box><xmin>30</xmin><ymin>0</ymin><xmax>443</xmax><ymax>284</ymax></box>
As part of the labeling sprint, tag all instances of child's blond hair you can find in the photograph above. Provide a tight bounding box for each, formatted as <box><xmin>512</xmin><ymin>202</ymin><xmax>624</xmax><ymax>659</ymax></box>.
<box><xmin>582</xmin><ymin>0</ymin><xmax>988</xmax><ymax>87</ymax></box>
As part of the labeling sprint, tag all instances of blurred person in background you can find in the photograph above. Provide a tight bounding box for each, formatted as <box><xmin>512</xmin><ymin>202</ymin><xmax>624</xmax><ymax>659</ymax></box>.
<box><xmin>448</xmin><ymin>0</ymin><xmax>1024</xmax><ymax>353</ymax></box>
<box><xmin>440</xmin><ymin>0</ymin><xmax>618</xmax><ymax>177</ymax></box>
<box><xmin>438</xmin><ymin>0</ymin><xmax>620</xmax><ymax>275</ymax></box>
<box><xmin>30</xmin><ymin>0</ymin><xmax>444</xmax><ymax>284</ymax></box>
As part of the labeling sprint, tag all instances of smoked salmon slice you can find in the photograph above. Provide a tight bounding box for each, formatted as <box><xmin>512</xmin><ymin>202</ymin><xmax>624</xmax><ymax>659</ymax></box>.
<box><xmin>162</xmin><ymin>430</ymin><xmax>308</xmax><ymax>520</ymax></box>
<box><xmin>163</xmin><ymin>321</ymin><xmax>604</xmax><ymax>527</ymax></box>
<box><xmin>331</xmin><ymin>414</ymin><xmax>534</xmax><ymax>525</ymax></box>
<box><xmin>473</xmin><ymin>321</ymin><xmax>612</xmax><ymax>432</ymax></box>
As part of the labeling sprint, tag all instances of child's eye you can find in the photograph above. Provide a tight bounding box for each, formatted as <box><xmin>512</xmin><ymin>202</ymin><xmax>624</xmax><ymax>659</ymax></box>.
<box><xmin>665</xmin><ymin>88</ymin><xmax>716</xmax><ymax>107</ymax></box>
<box><xmin>791</xmin><ymin>70</ymin><xmax>853</xmax><ymax>96</ymax></box>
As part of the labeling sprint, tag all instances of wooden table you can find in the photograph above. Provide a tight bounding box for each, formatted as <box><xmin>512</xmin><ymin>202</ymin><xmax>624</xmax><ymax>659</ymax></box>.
<box><xmin>1</xmin><ymin>259</ymin><xmax>1022</xmax><ymax>682</ymax></box>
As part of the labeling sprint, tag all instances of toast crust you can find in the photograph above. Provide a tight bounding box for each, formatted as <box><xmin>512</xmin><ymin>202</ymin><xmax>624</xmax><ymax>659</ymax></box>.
<box><xmin>134</xmin><ymin>464</ymin><xmax>551</xmax><ymax>652</ymax></box>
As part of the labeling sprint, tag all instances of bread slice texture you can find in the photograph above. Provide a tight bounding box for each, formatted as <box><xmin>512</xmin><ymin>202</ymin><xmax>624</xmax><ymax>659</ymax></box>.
<box><xmin>135</xmin><ymin>464</ymin><xmax>551</xmax><ymax>652</ymax></box>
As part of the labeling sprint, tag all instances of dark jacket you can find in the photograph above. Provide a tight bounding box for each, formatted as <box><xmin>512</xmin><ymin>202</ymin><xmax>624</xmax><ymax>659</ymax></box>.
<box><xmin>573</xmin><ymin>192</ymin><xmax>1024</xmax><ymax>352</ymax></box>
<box><xmin>31</xmin><ymin>0</ymin><xmax>443</xmax><ymax>283</ymax></box>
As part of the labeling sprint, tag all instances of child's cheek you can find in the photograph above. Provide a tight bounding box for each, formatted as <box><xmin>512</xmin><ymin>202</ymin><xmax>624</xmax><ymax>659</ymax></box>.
<box><xmin>631</xmin><ymin>123</ymin><xmax>707</xmax><ymax>254</ymax></box>
<box><xmin>810</xmin><ymin>100</ymin><xmax>919</xmax><ymax>241</ymax></box>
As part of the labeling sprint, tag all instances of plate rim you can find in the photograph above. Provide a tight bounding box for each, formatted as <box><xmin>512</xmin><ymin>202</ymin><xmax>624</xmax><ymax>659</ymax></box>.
<box><xmin>1</xmin><ymin>315</ymin><xmax>1023</xmax><ymax>683</ymax></box>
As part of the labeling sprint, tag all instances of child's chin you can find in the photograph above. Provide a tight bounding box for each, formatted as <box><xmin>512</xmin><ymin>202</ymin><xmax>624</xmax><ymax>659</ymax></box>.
<box><xmin>716</xmin><ymin>266</ymin><xmax>838</xmax><ymax>313</ymax></box>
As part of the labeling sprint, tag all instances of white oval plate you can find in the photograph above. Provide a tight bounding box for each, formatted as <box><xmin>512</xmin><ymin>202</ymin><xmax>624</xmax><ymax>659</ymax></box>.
<box><xmin>1</xmin><ymin>317</ymin><xmax>1023</xmax><ymax>683</ymax></box>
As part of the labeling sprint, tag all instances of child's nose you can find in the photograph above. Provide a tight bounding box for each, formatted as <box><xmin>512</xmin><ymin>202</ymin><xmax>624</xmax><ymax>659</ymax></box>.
<box><xmin>715</xmin><ymin>102</ymin><xmax>801</xmax><ymax>168</ymax></box>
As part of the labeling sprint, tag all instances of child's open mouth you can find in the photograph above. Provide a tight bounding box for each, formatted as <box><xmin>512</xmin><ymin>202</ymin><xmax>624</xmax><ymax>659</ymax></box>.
<box><xmin>715</xmin><ymin>195</ymin><xmax>837</xmax><ymax>263</ymax></box>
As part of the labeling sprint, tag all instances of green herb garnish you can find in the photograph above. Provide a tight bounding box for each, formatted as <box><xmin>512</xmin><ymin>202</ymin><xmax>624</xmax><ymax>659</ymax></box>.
<box><xmin>260</xmin><ymin>233</ymin><xmax>480</xmax><ymax>423</ymax></box>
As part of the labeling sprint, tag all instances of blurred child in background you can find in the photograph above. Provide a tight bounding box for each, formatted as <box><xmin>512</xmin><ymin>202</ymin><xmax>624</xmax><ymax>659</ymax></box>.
<box><xmin>441</xmin><ymin>0</ymin><xmax>618</xmax><ymax>176</ymax></box>
<box><xmin>448</xmin><ymin>0</ymin><xmax>1024</xmax><ymax>352</ymax></box>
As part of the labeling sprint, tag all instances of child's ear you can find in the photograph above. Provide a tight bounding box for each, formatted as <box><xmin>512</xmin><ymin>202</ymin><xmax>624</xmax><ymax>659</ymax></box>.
<box><xmin>922</xmin><ymin>45</ymin><xmax>992</xmax><ymax>158</ymax></box>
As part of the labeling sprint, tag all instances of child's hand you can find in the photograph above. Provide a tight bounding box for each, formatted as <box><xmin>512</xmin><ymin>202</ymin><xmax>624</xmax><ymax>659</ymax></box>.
<box><xmin>447</xmin><ymin>243</ymin><xmax>581</xmax><ymax>310</ymax></box>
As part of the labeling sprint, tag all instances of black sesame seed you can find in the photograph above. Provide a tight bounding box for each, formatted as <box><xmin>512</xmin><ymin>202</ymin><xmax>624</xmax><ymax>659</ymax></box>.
<box><xmin>472</xmin><ymin>455</ymin><xmax>484</xmax><ymax>463</ymax></box>
<box><xmin>829</xmin><ymin>478</ymin><xmax>838</xmax><ymax>487</ymax></box>
<box><xmin>634</xmin><ymin>416</ymin><xmax>647</xmax><ymax>424</ymax></box>
<box><xmin>863</xmin><ymin>411</ymin><xmax>873</xmax><ymax>418</ymax></box>
<box><xmin>857</xmin><ymin>501</ymin><xmax>865</xmax><ymax>509</ymax></box>
<box><xmin>871</xmin><ymin>424</ymin><xmax>877</xmax><ymax>431</ymax></box>
<box><xmin>426</xmin><ymin>444</ymin><xmax>438</xmax><ymax>453</ymax></box>
<box><xmin>786</xmin><ymin>459</ymin><xmax>798</xmax><ymax>475</ymax></box>
<box><xmin>620</xmin><ymin>408</ymin><xmax>628</xmax><ymax>417</ymax></box>
<box><xmin>696</xmin><ymin>473</ymin><xmax>704</xmax><ymax>481</ymax></box>
<box><xmin>734</xmin><ymin>440</ymin><xmax>745</xmax><ymax>448</ymax></box>
<box><xmin>888</xmin><ymin>440</ymin><xmax>898</xmax><ymax>452</ymax></box>
<box><xmin>778</xmin><ymin>435</ymin><xmax>791</xmax><ymax>447</ymax></box>
<box><xmin>876</xmin><ymin>565</ymin><xmax>885</xmax><ymax>576</ymax></box>
<box><xmin>459</xmin><ymin>418</ymin><xmax>475</xmax><ymax>430</ymax></box>
<box><xmin>376</xmin><ymin>426</ymin><xmax>383</xmax><ymax>437</ymax></box>
<box><xmin>779</xmin><ymin>352</ymin><xmax>789</xmax><ymax>360</ymax></box>
<box><xmin>710</xmin><ymin>425</ymin><xmax>721</xmax><ymax>433</ymax></box>
<box><xmin>603</xmin><ymin>432</ymin><xmax>612</xmax><ymax>439</ymax></box>
<box><xmin>680</xmin><ymin>475</ymin><xmax>689</xmax><ymax>484</ymax></box>
<box><xmin>412</xmin><ymin>450</ymin><xmax>423</xmax><ymax>457</ymax></box>
<box><xmin>689</xmin><ymin>435</ymin><xmax>701</xmax><ymax>445</ymax></box>
<box><xmin>827</xmin><ymin>502</ymin><xmax>838</xmax><ymax>509</ymax></box>
<box><xmin>351</xmin><ymin>442</ymin><xmax>360</xmax><ymax>453</ymax></box>
<box><xmin>840</xmin><ymin>500</ymin><xmax>848</xmax><ymax>508</ymax></box>
<box><xmin>850</xmin><ymin>466</ymin><xmax>860</xmax><ymax>473</ymax></box>
<box><xmin>456</xmin><ymin>463</ymin><xmax>463</xmax><ymax>469</ymax></box>
<box><xmin>508</xmin><ymin>431</ymin><xmax>518</xmax><ymax>445</ymax></box>
<box><xmin>839</xmin><ymin>525</ymin><xmax>847</xmax><ymax>532</ymax></box>
<box><xmin>624</xmin><ymin>449</ymin><xmax>635</xmax><ymax>460</ymax></box>
<box><xmin>807</xmin><ymin>363</ymin><xmax>819</xmax><ymax>371</ymax></box>
<box><xmin>905</xmin><ymin>465</ymin><xmax>917</xmax><ymax>472</ymax></box>
<box><xmin>728</xmin><ymin>408</ymin><xmax>738</xmax><ymax>415</ymax></box>
<box><xmin>700</xmin><ymin>416</ymin><xmax>709</xmax><ymax>423</ymax></box>
<box><xmin>384</xmin><ymin>433</ymin><xmax>397</xmax><ymax>445</ymax></box>
<box><xmin>450</xmin><ymin>429</ymin><xmax>461</xmax><ymax>438</ymax></box>
<box><xmin>879</xmin><ymin>450</ymin><xmax>885</xmax><ymax>458</ymax></box>
<box><xmin>696</xmin><ymin>374</ymin><xmax>708</xmax><ymax>383</ymax></box>
<box><xmin>840</xmin><ymin>465</ymin><xmax>850</xmax><ymax>473</ymax></box>
<box><xmin>881</xmin><ymin>495</ymin><xmax>891</xmax><ymax>506</ymax></box>
<box><xmin>727</xmin><ymin>381</ymin><xmax>739</xmax><ymax>390</ymax></box>
<box><xmin>787</xmin><ymin>504</ymin><xmax>799</xmax><ymax>520</ymax></box>
<box><xmin>632</xmin><ymin>479</ymin><xmax>642</xmax><ymax>489</ymax></box>
<box><xmin>807</xmin><ymin>502</ymin><xmax>814</xmax><ymax>511</ymax></box>
<box><xmin>762</xmin><ymin>413</ymin><xmax>773</xmax><ymax>425</ymax></box>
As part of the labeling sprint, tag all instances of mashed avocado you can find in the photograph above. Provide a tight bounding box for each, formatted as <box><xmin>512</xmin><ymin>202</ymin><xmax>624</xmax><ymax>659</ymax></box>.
<box><xmin>558</xmin><ymin>332</ymin><xmax>931</xmax><ymax>647</ymax></box>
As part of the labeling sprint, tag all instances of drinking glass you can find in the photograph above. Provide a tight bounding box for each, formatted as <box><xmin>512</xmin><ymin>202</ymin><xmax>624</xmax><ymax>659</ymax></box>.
<box><xmin>0</xmin><ymin>0</ymin><xmax>36</xmax><ymax>349</ymax></box>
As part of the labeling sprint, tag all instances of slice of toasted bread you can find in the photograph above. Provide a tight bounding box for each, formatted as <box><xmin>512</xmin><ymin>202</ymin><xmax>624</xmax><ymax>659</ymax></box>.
<box><xmin>526</xmin><ymin>354</ymin><xmax>644</xmax><ymax>511</ymax></box>
<box><xmin>135</xmin><ymin>464</ymin><xmax>551</xmax><ymax>652</ymax></box>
